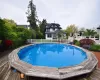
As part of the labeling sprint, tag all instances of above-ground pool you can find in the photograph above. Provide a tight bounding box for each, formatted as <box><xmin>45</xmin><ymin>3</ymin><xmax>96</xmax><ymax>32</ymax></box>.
<box><xmin>9</xmin><ymin>43</ymin><xmax>98</xmax><ymax>79</ymax></box>
<box><xmin>18</xmin><ymin>43</ymin><xmax>87</xmax><ymax>68</ymax></box>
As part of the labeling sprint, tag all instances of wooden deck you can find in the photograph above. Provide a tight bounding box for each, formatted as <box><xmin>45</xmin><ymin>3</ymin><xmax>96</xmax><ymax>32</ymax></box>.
<box><xmin>0</xmin><ymin>50</ymin><xmax>100</xmax><ymax>80</ymax></box>
<box><xmin>0</xmin><ymin>51</ymin><xmax>27</xmax><ymax>80</ymax></box>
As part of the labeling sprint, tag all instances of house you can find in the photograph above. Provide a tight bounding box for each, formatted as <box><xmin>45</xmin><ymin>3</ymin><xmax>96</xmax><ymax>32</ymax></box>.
<box><xmin>45</xmin><ymin>23</ymin><xmax>66</xmax><ymax>40</ymax></box>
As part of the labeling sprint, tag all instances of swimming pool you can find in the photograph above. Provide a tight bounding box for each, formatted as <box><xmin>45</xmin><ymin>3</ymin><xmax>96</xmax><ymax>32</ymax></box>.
<box><xmin>18</xmin><ymin>43</ymin><xmax>87</xmax><ymax>68</ymax></box>
<box><xmin>9</xmin><ymin>43</ymin><xmax>98</xmax><ymax>79</ymax></box>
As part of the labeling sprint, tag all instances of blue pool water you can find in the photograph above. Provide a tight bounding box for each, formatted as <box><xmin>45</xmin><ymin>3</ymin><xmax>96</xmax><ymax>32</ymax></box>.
<box><xmin>18</xmin><ymin>43</ymin><xmax>87</xmax><ymax>68</ymax></box>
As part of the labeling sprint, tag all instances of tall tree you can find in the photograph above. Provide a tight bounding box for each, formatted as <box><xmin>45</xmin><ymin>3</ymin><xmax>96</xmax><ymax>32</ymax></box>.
<box><xmin>39</xmin><ymin>19</ymin><xmax>47</xmax><ymax>39</ymax></box>
<box><xmin>26</xmin><ymin>0</ymin><xmax>38</xmax><ymax>31</ymax></box>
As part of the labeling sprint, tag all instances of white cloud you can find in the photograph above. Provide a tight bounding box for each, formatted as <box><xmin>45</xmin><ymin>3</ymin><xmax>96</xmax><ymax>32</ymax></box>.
<box><xmin>0</xmin><ymin>0</ymin><xmax>100</xmax><ymax>29</ymax></box>
<box><xmin>0</xmin><ymin>0</ymin><xmax>28</xmax><ymax>24</ymax></box>
<box><xmin>36</xmin><ymin>0</ymin><xmax>100</xmax><ymax>29</ymax></box>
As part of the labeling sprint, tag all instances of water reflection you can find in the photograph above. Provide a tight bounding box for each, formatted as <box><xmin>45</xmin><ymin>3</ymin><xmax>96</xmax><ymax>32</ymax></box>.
<box><xmin>18</xmin><ymin>43</ymin><xmax>87</xmax><ymax>68</ymax></box>
<box><xmin>36</xmin><ymin>43</ymin><xmax>65</xmax><ymax>54</ymax></box>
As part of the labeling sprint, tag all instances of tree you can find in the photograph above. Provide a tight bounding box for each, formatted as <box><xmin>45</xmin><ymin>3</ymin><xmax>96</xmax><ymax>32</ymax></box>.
<box><xmin>0</xmin><ymin>18</ymin><xmax>6</xmax><ymax>40</ymax></box>
<box><xmin>26</xmin><ymin>0</ymin><xmax>38</xmax><ymax>31</ymax></box>
<box><xmin>83</xmin><ymin>29</ymin><xmax>97</xmax><ymax>37</ymax></box>
<box><xmin>3</xmin><ymin>19</ymin><xmax>16</xmax><ymax>28</ymax></box>
<box><xmin>0</xmin><ymin>18</ymin><xmax>17</xmax><ymax>50</ymax></box>
<box><xmin>90</xmin><ymin>30</ymin><xmax>97</xmax><ymax>36</ymax></box>
<box><xmin>39</xmin><ymin>19</ymin><xmax>47</xmax><ymax>39</ymax></box>
<box><xmin>3</xmin><ymin>19</ymin><xmax>17</xmax><ymax>40</ymax></box>
<box><xmin>57</xmin><ymin>32</ymin><xmax>62</xmax><ymax>39</ymax></box>
<box><xmin>30</xmin><ymin>29</ymin><xmax>36</xmax><ymax>39</ymax></box>
<box><xmin>65</xmin><ymin>24</ymin><xmax>78</xmax><ymax>36</ymax></box>
<box><xmin>0</xmin><ymin>18</ymin><xmax>17</xmax><ymax>40</ymax></box>
<box><xmin>0</xmin><ymin>18</ymin><xmax>34</xmax><ymax>49</ymax></box>
<box><xmin>15</xmin><ymin>26</ymin><xmax>34</xmax><ymax>40</ymax></box>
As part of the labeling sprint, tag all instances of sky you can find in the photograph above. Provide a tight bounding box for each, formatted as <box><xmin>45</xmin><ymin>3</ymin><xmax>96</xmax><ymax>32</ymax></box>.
<box><xmin>0</xmin><ymin>0</ymin><xmax>100</xmax><ymax>29</ymax></box>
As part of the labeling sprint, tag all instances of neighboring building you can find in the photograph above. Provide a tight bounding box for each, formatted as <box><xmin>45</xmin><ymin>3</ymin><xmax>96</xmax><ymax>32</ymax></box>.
<box><xmin>17</xmin><ymin>25</ymin><xmax>30</xmax><ymax>29</ymax></box>
<box><xmin>68</xmin><ymin>31</ymin><xmax>85</xmax><ymax>42</ymax></box>
<box><xmin>68</xmin><ymin>29</ymin><xmax>99</xmax><ymax>43</ymax></box>
<box><xmin>45</xmin><ymin>23</ymin><xmax>66</xmax><ymax>40</ymax></box>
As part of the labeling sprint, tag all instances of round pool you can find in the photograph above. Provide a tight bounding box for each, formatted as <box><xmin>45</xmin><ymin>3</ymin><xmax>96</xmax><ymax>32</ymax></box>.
<box><xmin>18</xmin><ymin>43</ymin><xmax>87</xmax><ymax>68</ymax></box>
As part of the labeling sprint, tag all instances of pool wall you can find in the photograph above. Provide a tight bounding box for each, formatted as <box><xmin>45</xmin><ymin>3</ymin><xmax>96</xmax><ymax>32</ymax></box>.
<box><xmin>8</xmin><ymin>43</ymin><xmax>98</xmax><ymax>79</ymax></box>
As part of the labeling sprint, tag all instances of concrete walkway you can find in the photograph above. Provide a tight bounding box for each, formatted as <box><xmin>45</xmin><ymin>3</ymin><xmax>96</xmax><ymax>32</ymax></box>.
<box><xmin>0</xmin><ymin>50</ymin><xmax>100</xmax><ymax>80</ymax></box>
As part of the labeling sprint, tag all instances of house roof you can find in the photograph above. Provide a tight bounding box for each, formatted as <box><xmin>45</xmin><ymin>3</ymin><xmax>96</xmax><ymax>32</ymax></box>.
<box><xmin>97</xmin><ymin>26</ymin><xmax>100</xmax><ymax>29</ymax></box>
<box><xmin>46</xmin><ymin>23</ymin><xmax>62</xmax><ymax>29</ymax></box>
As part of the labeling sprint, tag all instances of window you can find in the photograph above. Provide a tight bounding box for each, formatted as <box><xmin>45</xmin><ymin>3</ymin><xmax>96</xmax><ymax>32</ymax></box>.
<box><xmin>46</xmin><ymin>29</ymin><xmax>50</xmax><ymax>32</ymax></box>
<box><xmin>47</xmin><ymin>34</ymin><xmax>52</xmax><ymax>37</ymax></box>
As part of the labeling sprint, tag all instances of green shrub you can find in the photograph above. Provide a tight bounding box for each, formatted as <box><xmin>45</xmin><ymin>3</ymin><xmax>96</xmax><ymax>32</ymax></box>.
<box><xmin>75</xmin><ymin>41</ymin><xmax>80</xmax><ymax>46</ymax></box>
<box><xmin>73</xmin><ymin>40</ymin><xmax>80</xmax><ymax>46</ymax></box>
<box><xmin>73</xmin><ymin>40</ymin><xmax>78</xmax><ymax>44</ymax></box>
<box><xmin>12</xmin><ymin>38</ymin><xmax>24</xmax><ymax>48</ymax></box>
<box><xmin>89</xmin><ymin>44</ymin><xmax>100</xmax><ymax>51</ymax></box>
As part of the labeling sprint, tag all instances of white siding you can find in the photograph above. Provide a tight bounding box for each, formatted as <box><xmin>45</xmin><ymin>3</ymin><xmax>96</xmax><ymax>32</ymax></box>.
<box><xmin>45</xmin><ymin>34</ymin><xmax>53</xmax><ymax>40</ymax></box>
<box><xmin>50</xmin><ymin>28</ymin><xmax>54</xmax><ymax>32</ymax></box>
